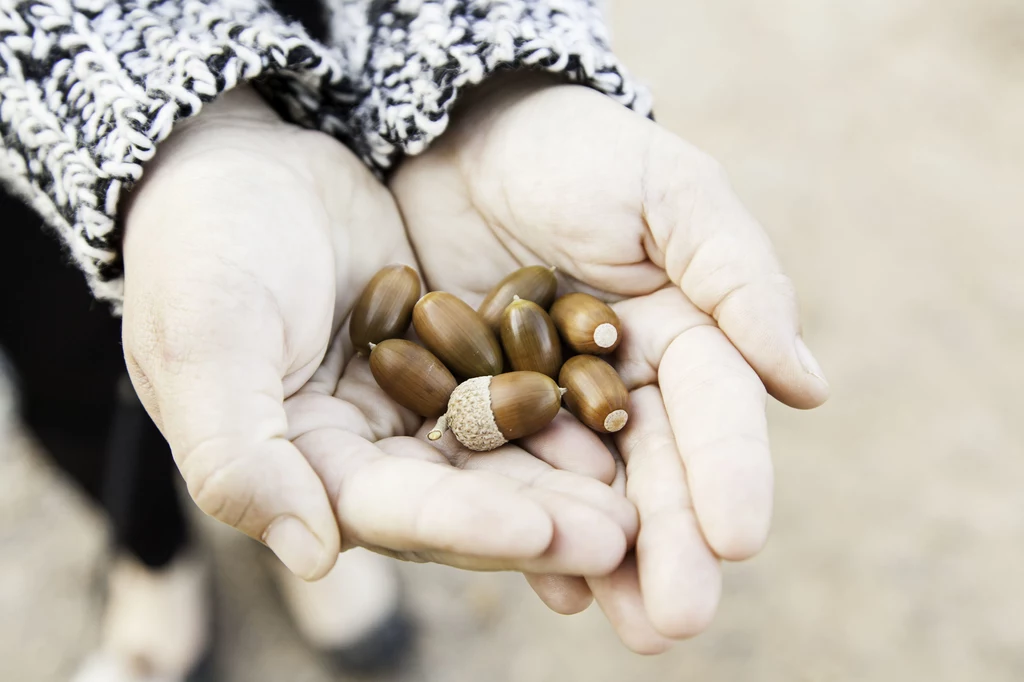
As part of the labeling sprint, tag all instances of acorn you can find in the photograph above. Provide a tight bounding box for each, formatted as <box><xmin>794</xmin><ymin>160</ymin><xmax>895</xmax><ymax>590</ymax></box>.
<box><xmin>500</xmin><ymin>296</ymin><xmax>562</xmax><ymax>379</ymax></box>
<box><xmin>413</xmin><ymin>292</ymin><xmax>503</xmax><ymax>379</ymax></box>
<box><xmin>428</xmin><ymin>372</ymin><xmax>566</xmax><ymax>451</ymax></box>
<box><xmin>477</xmin><ymin>265</ymin><xmax>558</xmax><ymax>334</ymax></box>
<box><xmin>559</xmin><ymin>355</ymin><xmax>630</xmax><ymax>433</ymax></box>
<box><xmin>369</xmin><ymin>339</ymin><xmax>456</xmax><ymax>418</ymax></box>
<box><xmin>349</xmin><ymin>264</ymin><xmax>421</xmax><ymax>354</ymax></box>
<box><xmin>549</xmin><ymin>293</ymin><xmax>622</xmax><ymax>355</ymax></box>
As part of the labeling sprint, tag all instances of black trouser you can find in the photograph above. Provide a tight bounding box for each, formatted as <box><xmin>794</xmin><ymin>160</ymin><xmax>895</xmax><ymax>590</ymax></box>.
<box><xmin>1</xmin><ymin>188</ymin><xmax>188</xmax><ymax>568</ymax></box>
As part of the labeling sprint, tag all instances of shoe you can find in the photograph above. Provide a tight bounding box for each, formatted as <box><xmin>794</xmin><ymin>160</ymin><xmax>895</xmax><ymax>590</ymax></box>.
<box><xmin>272</xmin><ymin>547</ymin><xmax>415</xmax><ymax>674</ymax></box>
<box><xmin>72</xmin><ymin>551</ymin><xmax>214</xmax><ymax>682</ymax></box>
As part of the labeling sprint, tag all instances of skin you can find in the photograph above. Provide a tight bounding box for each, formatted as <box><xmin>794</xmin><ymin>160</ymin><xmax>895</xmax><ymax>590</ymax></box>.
<box><xmin>391</xmin><ymin>74</ymin><xmax>830</xmax><ymax>652</ymax></box>
<box><xmin>121</xmin><ymin>72</ymin><xmax>829</xmax><ymax>653</ymax></box>
<box><xmin>121</xmin><ymin>87</ymin><xmax>635</xmax><ymax>585</ymax></box>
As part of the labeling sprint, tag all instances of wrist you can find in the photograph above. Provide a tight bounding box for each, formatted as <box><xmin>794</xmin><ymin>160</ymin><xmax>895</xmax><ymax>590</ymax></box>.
<box><xmin>121</xmin><ymin>87</ymin><xmax>285</xmax><ymax>223</ymax></box>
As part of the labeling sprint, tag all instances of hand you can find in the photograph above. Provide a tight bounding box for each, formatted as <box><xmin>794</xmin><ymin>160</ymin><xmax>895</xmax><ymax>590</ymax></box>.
<box><xmin>120</xmin><ymin>86</ymin><xmax>635</xmax><ymax>583</ymax></box>
<box><xmin>390</xmin><ymin>75</ymin><xmax>830</xmax><ymax>652</ymax></box>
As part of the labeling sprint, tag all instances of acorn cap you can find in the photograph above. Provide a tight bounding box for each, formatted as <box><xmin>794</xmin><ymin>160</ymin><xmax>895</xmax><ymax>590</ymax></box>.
<box><xmin>441</xmin><ymin>377</ymin><xmax>508</xmax><ymax>452</ymax></box>
<box><xmin>428</xmin><ymin>372</ymin><xmax>564</xmax><ymax>451</ymax></box>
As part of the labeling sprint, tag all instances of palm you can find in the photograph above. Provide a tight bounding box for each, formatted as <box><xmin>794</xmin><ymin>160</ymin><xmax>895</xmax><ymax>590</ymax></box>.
<box><xmin>122</xmin><ymin>88</ymin><xmax>635</xmax><ymax>584</ymax></box>
<box><xmin>392</xmin><ymin>77</ymin><xmax>830</xmax><ymax>650</ymax></box>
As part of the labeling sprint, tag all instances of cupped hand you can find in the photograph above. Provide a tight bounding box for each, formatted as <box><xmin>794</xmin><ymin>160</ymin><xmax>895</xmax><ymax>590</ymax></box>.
<box><xmin>390</xmin><ymin>75</ymin><xmax>830</xmax><ymax>651</ymax></box>
<box><xmin>120</xmin><ymin>86</ymin><xmax>634</xmax><ymax>584</ymax></box>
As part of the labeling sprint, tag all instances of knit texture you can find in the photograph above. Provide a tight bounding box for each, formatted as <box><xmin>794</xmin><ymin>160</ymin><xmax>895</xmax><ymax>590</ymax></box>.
<box><xmin>0</xmin><ymin>0</ymin><xmax>650</xmax><ymax>306</ymax></box>
<box><xmin>325</xmin><ymin>0</ymin><xmax>652</xmax><ymax>169</ymax></box>
<box><xmin>446</xmin><ymin>376</ymin><xmax>507</xmax><ymax>452</ymax></box>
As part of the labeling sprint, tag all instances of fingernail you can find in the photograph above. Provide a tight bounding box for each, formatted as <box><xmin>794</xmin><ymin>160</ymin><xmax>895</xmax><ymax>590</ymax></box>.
<box><xmin>263</xmin><ymin>516</ymin><xmax>325</xmax><ymax>581</ymax></box>
<box><xmin>795</xmin><ymin>337</ymin><xmax>828</xmax><ymax>386</ymax></box>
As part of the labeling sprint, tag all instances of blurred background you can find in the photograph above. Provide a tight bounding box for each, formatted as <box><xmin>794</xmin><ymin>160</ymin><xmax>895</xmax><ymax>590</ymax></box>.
<box><xmin>2</xmin><ymin>0</ymin><xmax>1023</xmax><ymax>680</ymax></box>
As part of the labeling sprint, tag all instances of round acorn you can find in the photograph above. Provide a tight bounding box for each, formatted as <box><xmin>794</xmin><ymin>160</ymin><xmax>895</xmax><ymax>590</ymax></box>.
<box><xmin>501</xmin><ymin>296</ymin><xmax>562</xmax><ymax>379</ymax></box>
<box><xmin>413</xmin><ymin>292</ymin><xmax>503</xmax><ymax>379</ymax></box>
<box><xmin>369</xmin><ymin>339</ymin><xmax>456</xmax><ymax>418</ymax></box>
<box><xmin>549</xmin><ymin>292</ymin><xmax>622</xmax><ymax>355</ymax></box>
<box><xmin>349</xmin><ymin>264</ymin><xmax>421</xmax><ymax>354</ymax></box>
<box><xmin>477</xmin><ymin>265</ymin><xmax>558</xmax><ymax>334</ymax></box>
<box><xmin>559</xmin><ymin>355</ymin><xmax>630</xmax><ymax>433</ymax></box>
<box><xmin>428</xmin><ymin>372</ymin><xmax>565</xmax><ymax>451</ymax></box>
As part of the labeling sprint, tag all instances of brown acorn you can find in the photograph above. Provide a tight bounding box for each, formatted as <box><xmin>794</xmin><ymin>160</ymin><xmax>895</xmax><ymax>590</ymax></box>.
<box><xmin>428</xmin><ymin>372</ymin><xmax>566</xmax><ymax>451</ymax></box>
<box><xmin>500</xmin><ymin>296</ymin><xmax>562</xmax><ymax>379</ymax></box>
<box><xmin>369</xmin><ymin>339</ymin><xmax>456</xmax><ymax>418</ymax></box>
<box><xmin>413</xmin><ymin>292</ymin><xmax>503</xmax><ymax>379</ymax></box>
<box><xmin>477</xmin><ymin>265</ymin><xmax>558</xmax><ymax>334</ymax></box>
<box><xmin>349</xmin><ymin>264</ymin><xmax>421</xmax><ymax>354</ymax></box>
<box><xmin>549</xmin><ymin>293</ymin><xmax>622</xmax><ymax>355</ymax></box>
<box><xmin>559</xmin><ymin>355</ymin><xmax>629</xmax><ymax>433</ymax></box>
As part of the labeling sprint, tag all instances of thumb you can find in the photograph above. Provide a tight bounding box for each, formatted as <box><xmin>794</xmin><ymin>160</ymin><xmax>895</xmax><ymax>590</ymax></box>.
<box><xmin>642</xmin><ymin>128</ymin><xmax>830</xmax><ymax>409</ymax></box>
<box><xmin>122</xmin><ymin>280</ymin><xmax>340</xmax><ymax>581</ymax></box>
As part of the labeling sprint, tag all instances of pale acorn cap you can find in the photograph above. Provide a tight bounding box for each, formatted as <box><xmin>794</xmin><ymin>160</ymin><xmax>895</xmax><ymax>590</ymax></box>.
<box><xmin>447</xmin><ymin>376</ymin><xmax>508</xmax><ymax>452</ymax></box>
<box><xmin>604</xmin><ymin>409</ymin><xmax>629</xmax><ymax>433</ymax></box>
<box><xmin>593</xmin><ymin>323</ymin><xmax>618</xmax><ymax>349</ymax></box>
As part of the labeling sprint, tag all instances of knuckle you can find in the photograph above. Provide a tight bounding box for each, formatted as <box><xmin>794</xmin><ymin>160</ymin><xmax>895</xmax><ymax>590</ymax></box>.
<box><xmin>182</xmin><ymin>439</ymin><xmax>257</xmax><ymax>530</ymax></box>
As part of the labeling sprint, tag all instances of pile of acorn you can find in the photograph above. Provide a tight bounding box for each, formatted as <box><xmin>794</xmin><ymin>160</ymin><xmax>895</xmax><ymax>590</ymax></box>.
<box><xmin>351</xmin><ymin>264</ymin><xmax>629</xmax><ymax>452</ymax></box>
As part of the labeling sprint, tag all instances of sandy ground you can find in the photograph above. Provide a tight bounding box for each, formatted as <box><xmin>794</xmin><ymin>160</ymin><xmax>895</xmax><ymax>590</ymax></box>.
<box><xmin>2</xmin><ymin>1</ymin><xmax>1024</xmax><ymax>680</ymax></box>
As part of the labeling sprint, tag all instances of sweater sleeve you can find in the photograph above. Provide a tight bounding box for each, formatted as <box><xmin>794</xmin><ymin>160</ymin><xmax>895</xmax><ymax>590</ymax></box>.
<box><xmin>0</xmin><ymin>0</ymin><xmax>350</xmax><ymax>305</ymax></box>
<box><xmin>325</xmin><ymin>0</ymin><xmax>653</xmax><ymax>172</ymax></box>
<box><xmin>0</xmin><ymin>0</ymin><xmax>649</xmax><ymax>307</ymax></box>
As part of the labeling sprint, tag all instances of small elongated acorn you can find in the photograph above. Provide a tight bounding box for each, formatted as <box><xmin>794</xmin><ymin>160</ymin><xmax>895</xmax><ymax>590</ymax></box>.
<box><xmin>428</xmin><ymin>372</ymin><xmax>566</xmax><ymax>451</ymax></box>
<box><xmin>349</xmin><ymin>264</ymin><xmax>421</xmax><ymax>354</ymax></box>
<box><xmin>369</xmin><ymin>339</ymin><xmax>456</xmax><ymax>418</ymax></box>
<box><xmin>559</xmin><ymin>355</ymin><xmax>630</xmax><ymax>433</ymax></box>
<box><xmin>549</xmin><ymin>292</ymin><xmax>622</xmax><ymax>355</ymax></box>
<box><xmin>413</xmin><ymin>292</ymin><xmax>503</xmax><ymax>379</ymax></box>
<box><xmin>477</xmin><ymin>265</ymin><xmax>558</xmax><ymax>334</ymax></box>
<box><xmin>501</xmin><ymin>296</ymin><xmax>562</xmax><ymax>379</ymax></box>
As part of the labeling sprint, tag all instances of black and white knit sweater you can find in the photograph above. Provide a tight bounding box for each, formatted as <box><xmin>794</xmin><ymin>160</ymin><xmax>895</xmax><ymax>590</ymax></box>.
<box><xmin>0</xmin><ymin>0</ymin><xmax>651</xmax><ymax>306</ymax></box>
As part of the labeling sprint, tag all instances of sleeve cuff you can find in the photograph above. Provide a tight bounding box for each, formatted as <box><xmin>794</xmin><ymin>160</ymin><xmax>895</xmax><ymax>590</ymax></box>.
<box><xmin>346</xmin><ymin>0</ymin><xmax>653</xmax><ymax>172</ymax></box>
<box><xmin>0</xmin><ymin>0</ymin><xmax>348</xmax><ymax>307</ymax></box>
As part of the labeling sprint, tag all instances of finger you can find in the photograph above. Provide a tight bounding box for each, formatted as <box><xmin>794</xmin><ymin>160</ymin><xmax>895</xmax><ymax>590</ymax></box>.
<box><xmin>617</xmin><ymin>386</ymin><xmax>722</xmax><ymax>638</ymax></box>
<box><xmin>612</xmin><ymin>291</ymin><xmax>772</xmax><ymax>560</ymax></box>
<box><xmin>587</xmin><ymin>555</ymin><xmax>673</xmax><ymax>655</ymax></box>
<box><xmin>421</xmin><ymin>425</ymin><xmax>637</xmax><ymax>542</ymax></box>
<box><xmin>524</xmin><ymin>574</ymin><xmax>593</xmax><ymax>615</ymax></box>
<box><xmin>609</xmin><ymin>441</ymin><xmax>627</xmax><ymax>496</ymax></box>
<box><xmin>517</xmin><ymin>409</ymin><xmax>617</xmax><ymax>483</ymax></box>
<box><xmin>659</xmin><ymin>325</ymin><xmax>773</xmax><ymax>560</ymax></box>
<box><xmin>510</xmin><ymin>492</ymin><xmax>626</xmax><ymax>576</ymax></box>
<box><xmin>610</xmin><ymin>287</ymin><xmax>713</xmax><ymax>391</ymax></box>
<box><xmin>460</xmin><ymin>452</ymin><xmax>638</xmax><ymax>543</ymax></box>
<box><xmin>384</xmin><ymin>436</ymin><xmax>629</xmax><ymax>575</ymax></box>
<box><xmin>642</xmin><ymin>128</ymin><xmax>829</xmax><ymax>409</ymax></box>
<box><xmin>296</xmin><ymin>430</ymin><xmax>553</xmax><ymax>561</ymax></box>
<box><xmin>123</xmin><ymin>299</ymin><xmax>340</xmax><ymax>582</ymax></box>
